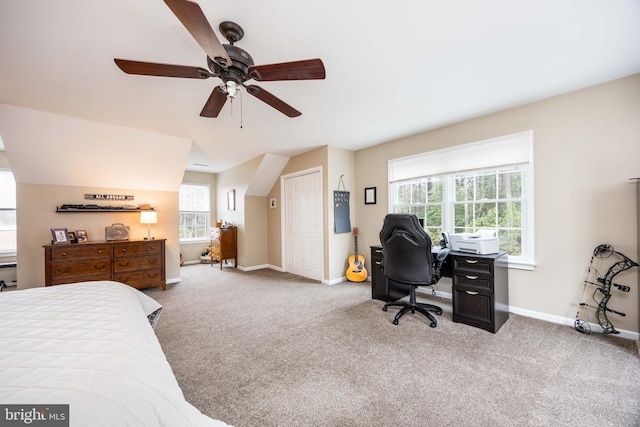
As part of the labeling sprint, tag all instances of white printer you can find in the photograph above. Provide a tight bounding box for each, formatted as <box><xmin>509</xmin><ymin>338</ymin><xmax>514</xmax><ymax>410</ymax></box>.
<box><xmin>448</xmin><ymin>230</ymin><xmax>500</xmax><ymax>255</ymax></box>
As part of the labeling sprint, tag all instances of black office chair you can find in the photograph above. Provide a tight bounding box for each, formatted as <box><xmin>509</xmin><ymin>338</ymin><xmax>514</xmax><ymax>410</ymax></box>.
<box><xmin>379</xmin><ymin>213</ymin><xmax>450</xmax><ymax>327</ymax></box>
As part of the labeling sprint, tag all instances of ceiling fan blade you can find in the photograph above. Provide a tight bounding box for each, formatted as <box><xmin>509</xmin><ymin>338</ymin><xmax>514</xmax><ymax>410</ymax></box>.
<box><xmin>200</xmin><ymin>86</ymin><xmax>228</xmax><ymax>117</ymax></box>
<box><xmin>248</xmin><ymin>59</ymin><xmax>326</xmax><ymax>81</ymax></box>
<box><xmin>245</xmin><ymin>85</ymin><xmax>301</xmax><ymax>118</ymax></box>
<box><xmin>114</xmin><ymin>59</ymin><xmax>212</xmax><ymax>79</ymax></box>
<box><xmin>164</xmin><ymin>0</ymin><xmax>231</xmax><ymax>68</ymax></box>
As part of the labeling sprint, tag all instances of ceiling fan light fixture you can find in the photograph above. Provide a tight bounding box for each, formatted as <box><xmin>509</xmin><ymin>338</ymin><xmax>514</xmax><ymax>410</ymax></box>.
<box><xmin>226</xmin><ymin>81</ymin><xmax>237</xmax><ymax>98</ymax></box>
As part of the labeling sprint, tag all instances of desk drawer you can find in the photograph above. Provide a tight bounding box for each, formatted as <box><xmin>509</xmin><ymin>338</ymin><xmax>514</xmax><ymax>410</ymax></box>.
<box><xmin>453</xmin><ymin>256</ymin><xmax>494</xmax><ymax>275</ymax></box>
<box><xmin>453</xmin><ymin>287</ymin><xmax>494</xmax><ymax>325</ymax></box>
<box><xmin>453</xmin><ymin>273</ymin><xmax>493</xmax><ymax>291</ymax></box>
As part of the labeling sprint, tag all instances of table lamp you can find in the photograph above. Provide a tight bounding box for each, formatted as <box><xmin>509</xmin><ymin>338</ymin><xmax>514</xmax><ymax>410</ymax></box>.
<box><xmin>140</xmin><ymin>211</ymin><xmax>157</xmax><ymax>240</ymax></box>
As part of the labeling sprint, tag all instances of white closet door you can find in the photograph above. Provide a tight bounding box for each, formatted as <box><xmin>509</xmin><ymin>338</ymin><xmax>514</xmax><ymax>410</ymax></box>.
<box><xmin>283</xmin><ymin>170</ymin><xmax>322</xmax><ymax>280</ymax></box>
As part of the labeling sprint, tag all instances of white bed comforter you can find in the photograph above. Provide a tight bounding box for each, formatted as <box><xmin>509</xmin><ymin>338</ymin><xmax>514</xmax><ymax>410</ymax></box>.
<box><xmin>0</xmin><ymin>281</ymin><xmax>230</xmax><ymax>427</ymax></box>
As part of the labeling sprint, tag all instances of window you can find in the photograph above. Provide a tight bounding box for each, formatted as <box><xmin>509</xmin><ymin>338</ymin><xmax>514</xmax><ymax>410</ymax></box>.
<box><xmin>388</xmin><ymin>131</ymin><xmax>534</xmax><ymax>269</ymax></box>
<box><xmin>0</xmin><ymin>170</ymin><xmax>16</xmax><ymax>254</ymax></box>
<box><xmin>179</xmin><ymin>184</ymin><xmax>210</xmax><ymax>241</ymax></box>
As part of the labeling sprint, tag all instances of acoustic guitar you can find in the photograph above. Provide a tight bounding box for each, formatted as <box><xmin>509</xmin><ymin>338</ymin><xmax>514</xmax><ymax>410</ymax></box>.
<box><xmin>346</xmin><ymin>227</ymin><xmax>368</xmax><ymax>282</ymax></box>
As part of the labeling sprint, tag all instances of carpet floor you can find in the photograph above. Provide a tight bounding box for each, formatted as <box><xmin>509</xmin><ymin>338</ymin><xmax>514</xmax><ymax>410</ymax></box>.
<box><xmin>144</xmin><ymin>264</ymin><xmax>640</xmax><ymax>427</ymax></box>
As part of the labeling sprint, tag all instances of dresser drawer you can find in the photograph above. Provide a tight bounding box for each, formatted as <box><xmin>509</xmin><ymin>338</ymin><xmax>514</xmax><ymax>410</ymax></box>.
<box><xmin>50</xmin><ymin>260</ymin><xmax>111</xmax><ymax>280</ymax></box>
<box><xmin>50</xmin><ymin>245</ymin><xmax>111</xmax><ymax>261</ymax></box>
<box><xmin>114</xmin><ymin>269</ymin><xmax>163</xmax><ymax>287</ymax></box>
<box><xmin>50</xmin><ymin>273</ymin><xmax>113</xmax><ymax>286</ymax></box>
<box><xmin>113</xmin><ymin>242</ymin><xmax>162</xmax><ymax>257</ymax></box>
<box><xmin>114</xmin><ymin>255</ymin><xmax>163</xmax><ymax>272</ymax></box>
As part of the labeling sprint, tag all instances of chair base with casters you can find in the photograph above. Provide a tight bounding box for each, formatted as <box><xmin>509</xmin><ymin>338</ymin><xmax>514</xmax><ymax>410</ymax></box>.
<box><xmin>382</xmin><ymin>286</ymin><xmax>442</xmax><ymax>327</ymax></box>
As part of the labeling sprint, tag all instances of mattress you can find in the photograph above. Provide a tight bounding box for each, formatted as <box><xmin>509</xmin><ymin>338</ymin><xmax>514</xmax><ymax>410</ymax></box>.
<box><xmin>0</xmin><ymin>281</ymin><xmax>230</xmax><ymax>427</ymax></box>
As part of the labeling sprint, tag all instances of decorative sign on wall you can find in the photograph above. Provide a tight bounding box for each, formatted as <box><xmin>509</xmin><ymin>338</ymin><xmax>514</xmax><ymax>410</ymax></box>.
<box><xmin>334</xmin><ymin>175</ymin><xmax>351</xmax><ymax>234</ymax></box>
<box><xmin>334</xmin><ymin>190</ymin><xmax>351</xmax><ymax>234</ymax></box>
<box><xmin>84</xmin><ymin>194</ymin><xmax>134</xmax><ymax>201</ymax></box>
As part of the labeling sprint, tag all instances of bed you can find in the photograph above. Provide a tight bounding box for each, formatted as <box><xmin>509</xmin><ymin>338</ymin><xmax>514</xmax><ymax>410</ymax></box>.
<box><xmin>0</xmin><ymin>280</ymin><xmax>230</xmax><ymax>427</ymax></box>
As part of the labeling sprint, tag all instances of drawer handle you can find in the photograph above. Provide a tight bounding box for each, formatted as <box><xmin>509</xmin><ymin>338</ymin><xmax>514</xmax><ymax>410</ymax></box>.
<box><xmin>148</xmin><ymin>273</ymin><xmax>158</xmax><ymax>278</ymax></box>
<box><xmin>95</xmin><ymin>263</ymin><xmax>106</xmax><ymax>270</ymax></box>
<box><xmin>465</xmin><ymin>290</ymin><xmax>479</xmax><ymax>295</ymax></box>
<box><xmin>465</xmin><ymin>275</ymin><xmax>479</xmax><ymax>280</ymax></box>
<box><xmin>375</xmin><ymin>249</ymin><xmax>382</xmax><ymax>254</ymax></box>
<box><xmin>119</xmin><ymin>261</ymin><xmax>130</xmax><ymax>267</ymax></box>
<box><xmin>375</xmin><ymin>261</ymin><xmax>381</xmax><ymax>266</ymax></box>
<box><xmin>465</xmin><ymin>259</ymin><xmax>478</xmax><ymax>264</ymax></box>
<box><xmin>121</xmin><ymin>249</ymin><xmax>126</xmax><ymax>253</ymax></box>
<box><xmin>148</xmin><ymin>259</ymin><xmax>158</xmax><ymax>265</ymax></box>
<box><xmin>57</xmin><ymin>267</ymin><xmax>70</xmax><ymax>274</ymax></box>
<box><xmin>61</xmin><ymin>252</ymin><xmax>67</xmax><ymax>257</ymax></box>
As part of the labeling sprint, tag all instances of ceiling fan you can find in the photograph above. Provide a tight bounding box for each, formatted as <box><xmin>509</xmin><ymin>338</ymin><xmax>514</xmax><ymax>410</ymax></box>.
<box><xmin>114</xmin><ymin>0</ymin><xmax>325</xmax><ymax>118</ymax></box>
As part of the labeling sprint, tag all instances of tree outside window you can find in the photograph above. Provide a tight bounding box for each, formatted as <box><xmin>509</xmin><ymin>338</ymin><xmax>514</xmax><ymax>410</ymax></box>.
<box><xmin>179</xmin><ymin>184</ymin><xmax>210</xmax><ymax>241</ymax></box>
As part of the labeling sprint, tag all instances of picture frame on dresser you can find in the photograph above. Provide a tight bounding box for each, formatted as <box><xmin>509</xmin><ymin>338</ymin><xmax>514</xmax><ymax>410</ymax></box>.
<box><xmin>76</xmin><ymin>230</ymin><xmax>88</xmax><ymax>243</ymax></box>
<box><xmin>67</xmin><ymin>231</ymin><xmax>78</xmax><ymax>243</ymax></box>
<box><xmin>51</xmin><ymin>227</ymin><xmax>70</xmax><ymax>244</ymax></box>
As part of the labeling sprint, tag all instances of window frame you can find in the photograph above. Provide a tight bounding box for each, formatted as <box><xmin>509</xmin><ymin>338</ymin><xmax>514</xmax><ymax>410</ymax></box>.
<box><xmin>388</xmin><ymin>132</ymin><xmax>535</xmax><ymax>270</ymax></box>
<box><xmin>178</xmin><ymin>183</ymin><xmax>211</xmax><ymax>243</ymax></box>
<box><xmin>0</xmin><ymin>169</ymin><xmax>17</xmax><ymax>256</ymax></box>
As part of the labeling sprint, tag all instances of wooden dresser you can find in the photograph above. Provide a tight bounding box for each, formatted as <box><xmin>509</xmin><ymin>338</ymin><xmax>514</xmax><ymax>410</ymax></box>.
<box><xmin>210</xmin><ymin>226</ymin><xmax>237</xmax><ymax>269</ymax></box>
<box><xmin>44</xmin><ymin>239</ymin><xmax>166</xmax><ymax>290</ymax></box>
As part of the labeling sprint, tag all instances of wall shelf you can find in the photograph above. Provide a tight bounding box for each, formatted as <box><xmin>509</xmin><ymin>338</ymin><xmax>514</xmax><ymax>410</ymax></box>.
<box><xmin>56</xmin><ymin>205</ymin><xmax>155</xmax><ymax>213</ymax></box>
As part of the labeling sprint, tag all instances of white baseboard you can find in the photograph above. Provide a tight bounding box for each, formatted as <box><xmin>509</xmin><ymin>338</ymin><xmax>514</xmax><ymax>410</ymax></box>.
<box><xmin>239</xmin><ymin>264</ymin><xmax>269</xmax><ymax>272</ymax></box>
<box><xmin>415</xmin><ymin>288</ymin><xmax>640</xmax><ymax>340</ymax></box>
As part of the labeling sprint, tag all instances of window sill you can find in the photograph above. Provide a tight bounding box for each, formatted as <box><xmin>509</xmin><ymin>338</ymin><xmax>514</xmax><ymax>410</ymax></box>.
<box><xmin>507</xmin><ymin>259</ymin><xmax>536</xmax><ymax>270</ymax></box>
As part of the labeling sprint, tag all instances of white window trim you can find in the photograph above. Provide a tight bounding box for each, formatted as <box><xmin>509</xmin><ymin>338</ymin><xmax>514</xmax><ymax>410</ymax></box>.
<box><xmin>388</xmin><ymin>131</ymin><xmax>535</xmax><ymax>270</ymax></box>
<box><xmin>179</xmin><ymin>183</ymin><xmax>211</xmax><ymax>243</ymax></box>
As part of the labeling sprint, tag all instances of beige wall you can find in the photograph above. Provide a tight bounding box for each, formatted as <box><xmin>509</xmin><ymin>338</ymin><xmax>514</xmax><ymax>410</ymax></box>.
<box><xmin>355</xmin><ymin>74</ymin><xmax>640</xmax><ymax>334</ymax></box>
<box><xmin>267</xmin><ymin>147</ymin><xmax>328</xmax><ymax>276</ymax></box>
<box><xmin>216</xmin><ymin>155</ymin><xmax>263</xmax><ymax>268</ymax></box>
<box><xmin>17</xmin><ymin>183</ymin><xmax>181</xmax><ymax>289</ymax></box>
<box><xmin>180</xmin><ymin>171</ymin><xmax>217</xmax><ymax>264</ymax></box>
<box><xmin>265</xmin><ymin>145</ymin><xmax>355</xmax><ymax>282</ymax></box>
<box><xmin>244</xmin><ymin>195</ymin><xmax>268</xmax><ymax>268</ymax></box>
<box><xmin>326</xmin><ymin>146</ymin><xmax>356</xmax><ymax>281</ymax></box>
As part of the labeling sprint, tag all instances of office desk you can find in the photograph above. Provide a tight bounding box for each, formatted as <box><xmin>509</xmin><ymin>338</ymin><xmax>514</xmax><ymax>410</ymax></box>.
<box><xmin>370</xmin><ymin>246</ymin><xmax>509</xmax><ymax>333</ymax></box>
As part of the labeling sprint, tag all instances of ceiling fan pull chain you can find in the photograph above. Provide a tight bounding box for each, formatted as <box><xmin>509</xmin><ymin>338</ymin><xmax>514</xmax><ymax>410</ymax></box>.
<box><xmin>240</xmin><ymin>90</ymin><xmax>243</xmax><ymax>129</ymax></box>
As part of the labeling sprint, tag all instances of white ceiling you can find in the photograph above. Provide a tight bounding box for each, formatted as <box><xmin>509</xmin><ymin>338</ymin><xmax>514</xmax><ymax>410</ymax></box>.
<box><xmin>1</xmin><ymin>0</ymin><xmax>639</xmax><ymax>174</ymax></box>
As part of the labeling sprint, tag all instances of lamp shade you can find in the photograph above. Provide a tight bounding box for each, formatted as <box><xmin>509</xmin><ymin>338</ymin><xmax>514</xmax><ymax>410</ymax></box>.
<box><xmin>140</xmin><ymin>211</ymin><xmax>157</xmax><ymax>224</ymax></box>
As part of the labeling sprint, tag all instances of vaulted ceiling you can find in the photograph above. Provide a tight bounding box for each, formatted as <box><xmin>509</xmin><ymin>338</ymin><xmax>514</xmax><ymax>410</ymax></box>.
<box><xmin>1</xmin><ymin>0</ymin><xmax>639</xmax><ymax>174</ymax></box>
